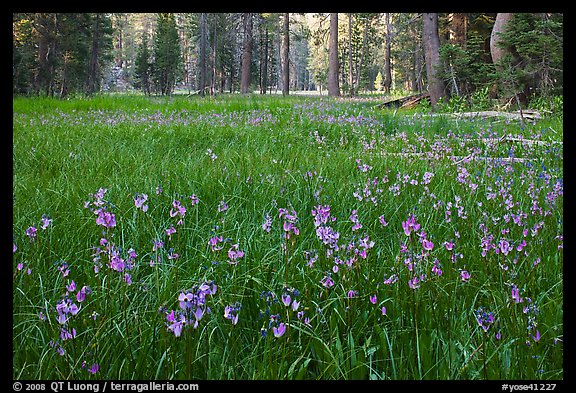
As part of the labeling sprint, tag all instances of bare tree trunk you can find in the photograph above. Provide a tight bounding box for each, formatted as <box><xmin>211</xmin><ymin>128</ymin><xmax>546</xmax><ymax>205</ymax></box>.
<box><xmin>422</xmin><ymin>13</ymin><xmax>445</xmax><ymax>108</ymax></box>
<box><xmin>211</xmin><ymin>23</ymin><xmax>217</xmax><ymax>96</ymax></box>
<box><xmin>263</xmin><ymin>26</ymin><xmax>268</xmax><ymax>94</ymax></box>
<box><xmin>87</xmin><ymin>14</ymin><xmax>101</xmax><ymax>96</ymax></box>
<box><xmin>490</xmin><ymin>13</ymin><xmax>514</xmax><ymax>66</ymax></box>
<box><xmin>240</xmin><ymin>13</ymin><xmax>253</xmax><ymax>94</ymax></box>
<box><xmin>348</xmin><ymin>13</ymin><xmax>354</xmax><ymax>96</ymax></box>
<box><xmin>449</xmin><ymin>13</ymin><xmax>468</xmax><ymax>48</ymax></box>
<box><xmin>60</xmin><ymin>52</ymin><xmax>69</xmax><ymax>98</ymax></box>
<box><xmin>282</xmin><ymin>13</ymin><xmax>290</xmax><ymax>96</ymax></box>
<box><xmin>383</xmin><ymin>13</ymin><xmax>392</xmax><ymax>93</ymax></box>
<box><xmin>198</xmin><ymin>13</ymin><xmax>208</xmax><ymax>97</ymax></box>
<box><xmin>328</xmin><ymin>13</ymin><xmax>340</xmax><ymax>97</ymax></box>
<box><xmin>34</xmin><ymin>14</ymin><xmax>50</xmax><ymax>95</ymax></box>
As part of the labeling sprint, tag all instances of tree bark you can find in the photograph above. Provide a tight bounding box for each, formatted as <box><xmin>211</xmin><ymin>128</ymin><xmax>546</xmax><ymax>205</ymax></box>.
<box><xmin>449</xmin><ymin>13</ymin><xmax>467</xmax><ymax>48</ymax></box>
<box><xmin>348</xmin><ymin>13</ymin><xmax>354</xmax><ymax>96</ymax></box>
<box><xmin>422</xmin><ymin>13</ymin><xmax>445</xmax><ymax>108</ymax></box>
<box><xmin>490</xmin><ymin>13</ymin><xmax>514</xmax><ymax>66</ymax></box>
<box><xmin>240</xmin><ymin>13</ymin><xmax>253</xmax><ymax>94</ymax></box>
<box><xmin>282</xmin><ymin>13</ymin><xmax>290</xmax><ymax>96</ymax></box>
<box><xmin>328</xmin><ymin>13</ymin><xmax>340</xmax><ymax>97</ymax></box>
<box><xmin>198</xmin><ymin>13</ymin><xmax>208</xmax><ymax>97</ymax></box>
<box><xmin>383</xmin><ymin>13</ymin><xmax>392</xmax><ymax>93</ymax></box>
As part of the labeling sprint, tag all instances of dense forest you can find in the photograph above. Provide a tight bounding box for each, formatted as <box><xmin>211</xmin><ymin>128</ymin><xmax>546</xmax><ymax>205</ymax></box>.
<box><xmin>12</xmin><ymin>13</ymin><xmax>563</xmax><ymax>108</ymax></box>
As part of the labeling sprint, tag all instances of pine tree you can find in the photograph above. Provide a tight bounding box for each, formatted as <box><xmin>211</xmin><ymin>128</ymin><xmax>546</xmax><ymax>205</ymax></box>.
<box><xmin>153</xmin><ymin>13</ymin><xmax>182</xmax><ymax>95</ymax></box>
<box><xmin>134</xmin><ymin>33</ymin><xmax>152</xmax><ymax>95</ymax></box>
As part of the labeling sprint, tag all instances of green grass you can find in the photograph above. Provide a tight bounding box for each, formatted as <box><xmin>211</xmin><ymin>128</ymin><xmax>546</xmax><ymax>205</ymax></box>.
<box><xmin>13</xmin><ymin>94</ymin><xmax>563</xmax><ymax>380</ymax></box>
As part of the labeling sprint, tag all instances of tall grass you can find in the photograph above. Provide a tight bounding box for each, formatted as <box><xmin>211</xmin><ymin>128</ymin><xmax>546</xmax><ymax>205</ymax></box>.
<box><xmin>13</xmin><ymin>94</ymin><xmax>563</xmax><ymax>380</ymax></box>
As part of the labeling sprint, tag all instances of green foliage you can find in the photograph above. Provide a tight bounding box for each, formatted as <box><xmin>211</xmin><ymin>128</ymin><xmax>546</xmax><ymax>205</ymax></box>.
<box><xmin>12</xmin><ymin>13</ymin><xmax>113</xmax><ymax>97</ymax></box>
<box><xmin>487</xmin><ymin>13</ymin><xmax>563</xmax><ymax>105</ymax></box>
<box><xmin>134</xmin><ymin>34</ymin><xmax>152</xmax><ymax>94</ymax></box>
<box><xmin>439</xmin><ymin>32</ymin><xmax>496</xmax><ymax>98</ymax></box>
<box><xmin>497</xmin><ymin>13</ymin><xmax>563</xmax><ymax>97</ymax></box>
<box><xmin>153</xmin><ymin>13</ymin><xmax>182</xmax><ymax>95</ymax></box>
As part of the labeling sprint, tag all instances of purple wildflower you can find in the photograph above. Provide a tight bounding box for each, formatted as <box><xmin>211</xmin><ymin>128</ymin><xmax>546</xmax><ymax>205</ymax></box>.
<box><xmin>379</xmin><ymin>215</ymin><xmax>388</xmax><ymax>227</ymax></box>
<box><xmin>25</xmin><ymin>226</ymin><xmax>37</xmax><ymax>239</ymax></box>
<box><xmin>166</xmin><ymin>226</ymin><xmax>176</xmax><ymax>237</ymax></box>
<box><xmin>350</xmin><ymin>210</ymin><xmax>362</xmax><ymax>231</ymax></box>
<box><xmin>281</xmin><ymin>293</ymin><xmax>292</xmax><ymax>307</ymax></box>
<box><xmin>279</xmin><ymin>208</ymin><xmax>299</xmax><ymax>239</ymax></box>
<box><xmin>475</xmin><ymin>307</ymin><xmax>495</xmax><ymax>332</ymax></box>
<box><xmin>291</xmin><ymin>299</ymin><xmax>300</xmax><ymax>311</ymax></box>
<box><xmin>273</xmin><ymin>322</ymin><xmax>286</xmax><ymax>338</ymax></box>
<box><xmin>152</xmin><ymin>239</ymin><xmax>164</xmax><ymax>252</ymax></box>
<box><xmin>460</xmin><ymin>270</ymin><xmax>471</xmax><ymax>282</ymax></box>
<box><xmin>320</xmin><ymin>275</ymin><xmax>335</xmax><ymax>289</ymax></box>
<box><xmin>408</xmin><ymin>276</ymin><xmax>420</xmax><ymax>289</ymax></box>
<box><xmin>41</xmin><ymin>215</ymin><xmax>53</xmax><ymax>230</ymax></box>
<box><xmin>224</xmin><ymin>302</ymin><xmax>241</xmax><ymax>325</ymax></box>
<box><xmin>66</xmin><ymin>280</ymin><xmax>76</xmax><ymax>292</ymax></box>
<box><xmin>88</xmin><ymin>363</ymin><xmax>100</xmax><ymax>375</ymax></box>
<box><xmin>422</xmin><ymin>238</ymin><xmax>434</xmax><ymax>251</ymax></box>
<box><xmin>217</xmin><ymin>200</ymin><xmax>228</xmax><ymax>213</ymax></box>
<box><xmin>169</xmin><ymin>200</ymin><xmax>186</xmax><ymax>219</ymax></box>
<box><xmin>95</xmin><ymin>210</ymin><xmax>116</xmax><ymax>228</ymax></box>
<box><xmin>262</xmin><ymin>213</ymin><xmax>272</xmax><ymax>233</ymax></box>
<box><xmin>402</xmin><ymin>214</ymin><xmax>420</xmax><ymax>236</ymax></box>
<box><xmin>209</xmin><ymin>236</ymin><xmax>224</xmax><ymax>252</ymax></box>
<box><xmin>134</xmin><ymin>193</ymin><xmax>149</xmax><ymax>212</ymax></box>
<box><xmin>227</xmin><ymin>244</ymin><xmax>244</xmax><ymax>265</ymax></box>
<box><xmin>166</xmin><ymin>310</ymin><xmax>186</xmax><ymax>337</ymax></box>
<box><xmin>511</xmin><ymin>285</ymin><xmax>524</xmax><ymax>303</ymax></box>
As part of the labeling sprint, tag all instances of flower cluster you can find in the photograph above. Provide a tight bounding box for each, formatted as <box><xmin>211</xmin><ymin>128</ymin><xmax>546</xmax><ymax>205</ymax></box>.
<box><xmin>164</xmin><ymin>281</ymin><xmax>217</xmax><ymax>337</ymax></box>
<box><xmin>474</xmin><ymin>306</ymin><xmax>495</xmax><ymax>333</ymax></box>
<box><xmin>278</xmin><ymin>208</ymin><xmax>299</xmax><ymax>239</ymax></box>
<box><xmin>224</xmin><ymin>302</ymin><xmax>242</xmax><ymax>325</ymax></box>
<box><xmin>134</xmin><ymin>193</ymin><xmax>149</xmax><ymax>212</ymax></box>
<box><xmin>85</xmin><ymin>188</ymin><xmax>117</xmax><ymax>229</ymax></box>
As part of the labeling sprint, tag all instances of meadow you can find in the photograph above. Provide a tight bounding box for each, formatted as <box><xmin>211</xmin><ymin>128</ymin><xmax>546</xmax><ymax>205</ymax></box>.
<box><xmin>12</xmin><ymin>94</ymin><xmax>563</xmax><ymax>380</ymax></box>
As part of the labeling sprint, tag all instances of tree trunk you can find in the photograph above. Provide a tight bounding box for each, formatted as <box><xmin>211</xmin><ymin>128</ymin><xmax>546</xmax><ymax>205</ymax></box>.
<box><xmin>34</xmin><ymin>14</ymin><xmax>50</xmax><ymax>95</ymax></box>
<box><xmin>449</xmin><ymin>13</ymin><xmax>467</xmax><ymax>48</ymax></box>
<box><xmin>327</xmin><ymin>13</ymin><xmax>340</xmax><ymax>97</ymax></box>
<box><xmin>282</xmin><ymin>13</ymin><xmax>290</xmax><ymax>96</ymax></box>
<box><xmin>422</xmin><ymin>13</ymin><xmax>445</xmax><ymax>108</ymax></box>
<box><xmin>263</xmin><ymin>26</ymin><xmax>268</xmax><ymax>94</ymax></box>
<box><xmin>348</xmin><ymin>13</ymin><xmax>354</xmax><ymax>97</ymax></box>
<box><xmin>383</xmin><ymin>13</ymin><xmax>392</xmax><ymax>93</ymax></box>
<box><xmin>240</xmin><ymin>13</ymin><xmax>253</xmax><ymax>94</ymax></box>
<box><xmin>211</xmin><ymin>22</ymin><xmax>217</xmax><ymax>96</ymax></box>
<box><xmin>490</xmin><ymin>13</ymin><xmax>514</xmax><ymax>66</ymax></box>
<box><xmin>198</xmin><ymin>13</ymin><xmax>208</xmax><ymax>97</ymax></box>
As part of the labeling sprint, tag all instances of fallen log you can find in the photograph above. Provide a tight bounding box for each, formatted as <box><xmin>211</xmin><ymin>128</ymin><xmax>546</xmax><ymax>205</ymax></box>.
<box><xmin>377</xmin><ymin>151</ymin><xmax>559</xmax><ymax>164</ymax></box>
<box><xmin>377</xmin><ymin>92</ymin><xmax>430</xmax><ymax>109</ymax></box>
<box><xmin>431</xmin><ymin>110</ymin><xmax>542</xmax><ymax>121</ymax></box>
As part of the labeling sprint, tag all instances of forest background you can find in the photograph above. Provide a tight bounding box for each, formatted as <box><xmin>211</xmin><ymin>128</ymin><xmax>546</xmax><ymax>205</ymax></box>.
<box><xmin>12</xmin><ymin>13</ymin><xmax>563</xmax><ymax>111</ymax></box>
